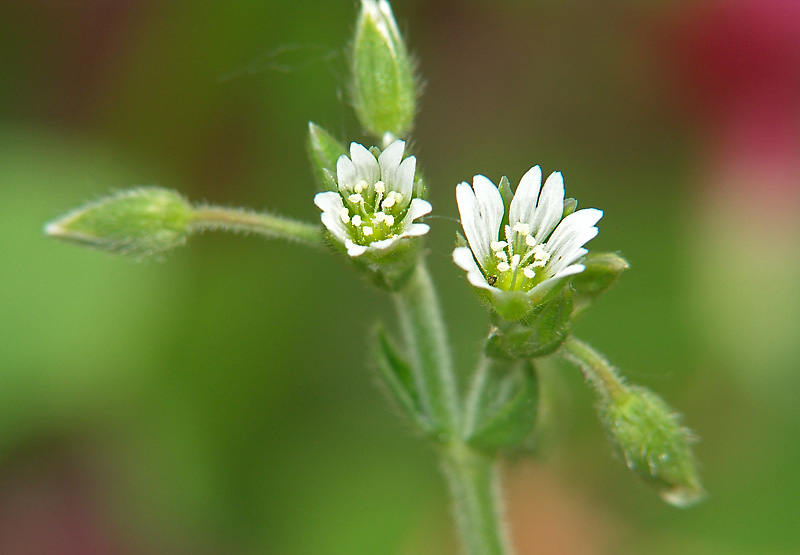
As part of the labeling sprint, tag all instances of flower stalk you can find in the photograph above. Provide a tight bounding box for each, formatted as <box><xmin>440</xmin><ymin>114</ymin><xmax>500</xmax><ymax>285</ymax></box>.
<box><xmin>190</xmin><ymin>205</ymin><xmax>324</xmax><ymax>248</ymax></box>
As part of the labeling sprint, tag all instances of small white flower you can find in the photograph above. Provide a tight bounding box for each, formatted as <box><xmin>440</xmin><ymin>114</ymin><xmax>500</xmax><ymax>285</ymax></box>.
<box><xmin>314</xmin><ymin>140</ymin><xmax>431</xmax><ymax>257</ymax></box>
<box><xmin>453</xmin><ymin>166</ymin><xmax>602</xmax><ymax>312</ymax></box>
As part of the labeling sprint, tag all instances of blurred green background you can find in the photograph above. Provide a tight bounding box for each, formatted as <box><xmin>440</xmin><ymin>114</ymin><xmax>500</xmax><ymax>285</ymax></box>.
<box><xmin>2</xmin><ymin>1</ymin><xmax>799</xmax><ymax>553</ymax></box>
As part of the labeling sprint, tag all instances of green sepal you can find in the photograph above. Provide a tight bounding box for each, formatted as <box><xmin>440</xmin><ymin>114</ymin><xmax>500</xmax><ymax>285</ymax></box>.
<box><xmin>352</xmin><ymin>0</ymin><xmax>417</xmax><ymax>138</ymax></box>
<box><xmin>562</xmin><ymin>197</ymin><xmax>578</xmax><ymax>218</ymax></box>
<box><xmin>465</xmin><ymin>360</ymin><xmax>539</xmax><ymax>452</ymax></box>
<box><xmin>323</xmin><ymin>231</ymin><xmax>419</xmax><ymax>291</ymax></box>
<box><xmin>600</xmin><ymin>385</ymin><xmax>704</xmax><ymax>507</ymax></box>
<box><xmin>307</xmin><ymin>122</ymin><xmax>348</xmax><ymax>192</ymax></box>
<box><xmin>572</xmin><ymin>252</ymin><xmax>629</xmax><ymax>299</ymax></box>
<box><xmin>375</xmin><ymin>325</ymin><xmax>437</xmax><ymax>436</ymax></box>
<box><xmin>485</xmin><ymin>288</ymin><xmax>573</xmax><ymax>360</ymax></box>
<box><xmin>45</xmin><ymin>186</ymin><xmax>192</xmax><ymax>258</ymax></box>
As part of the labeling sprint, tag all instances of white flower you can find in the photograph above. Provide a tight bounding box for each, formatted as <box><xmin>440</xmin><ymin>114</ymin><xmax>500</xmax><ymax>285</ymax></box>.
<box><xmin>314</xmin><ymin>140</ymin><xmax>431</xmax><ymax>257</ymax></box>
<box><xmin>453</xmin><ymin>166</ymin><xmax>602</xmax><ymax>312</ymax></box>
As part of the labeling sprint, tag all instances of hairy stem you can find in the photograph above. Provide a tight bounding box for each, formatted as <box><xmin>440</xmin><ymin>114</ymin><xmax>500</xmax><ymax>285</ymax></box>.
<box><xmin>392</xmin><ymin>260</ymin><xmax>460</xmax><ymax>435</ymax></box>
<box><xmin>560</xmin><ymin>337</ymin><xmax>627</xmax><ymax>400</ymax></box>
<box><xmin>190</xmin><ymin>205</ymin><xmax>324</xmax><ymax>249</ymax></box>
<box><xmin>442</xmin><ymin>443</ymin><xmax>513</xmax><ymax>555</ymax></box>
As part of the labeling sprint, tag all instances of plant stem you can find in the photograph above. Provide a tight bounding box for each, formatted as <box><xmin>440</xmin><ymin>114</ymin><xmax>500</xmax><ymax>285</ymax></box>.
<box><xmin>393</xmin><ymin>259</ymin><xmax>461</xmax><ymax>435</ymax></box>
<box><xmin>560</xmin><ymin>337</ymin><xmax>627</xmax><ymax>400</ymax></box>
<box><xmin>190</xmin><ymin>205</ymin><xmax>324</xmax><ymax>249</ymax></box>
<box><xmin>442</xmin><ymin>443</ymin><xmax>512</xmax><ymax>555</ymax></box>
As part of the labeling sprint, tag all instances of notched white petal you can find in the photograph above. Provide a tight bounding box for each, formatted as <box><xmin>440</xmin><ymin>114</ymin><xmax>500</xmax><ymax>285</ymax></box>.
<box><xmin>509</xmin><ymin>165</ymin><xmax>542</xmax><ymax>225</ymax></box>
<box><xmin>336</xmin><ymin>155</ymin><xmax>356</xmax><ymax>190</ymax></box>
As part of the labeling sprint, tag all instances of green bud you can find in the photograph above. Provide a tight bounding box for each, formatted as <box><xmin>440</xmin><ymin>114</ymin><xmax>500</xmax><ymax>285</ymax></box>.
<box><xmin>485</xmin><ymin>289</ymin><xmax>572</xmax><ymax>360</ymax></box>
<box><xmin>45</xmin><ymin>187</ymin><xmax>192</xmax><ymax>257</ymax></box>
<box><xmin>352</xmin><ymin>0</ymin><xmax>416</xmax><ymax>138</ymax></box>
<box><xmin>571</xmin><ymin>252</ymin><xmax>629</xmax><ymax>298</ymax></box>
<box><xmin>600</xmin><ymin>386</ymin><xmax>704</xmax><ymax>507</ymax></box>
<box><xmin>307</xmin><ymin>122</ymin><xmax>347</xmax><ymax>192</ymax></box>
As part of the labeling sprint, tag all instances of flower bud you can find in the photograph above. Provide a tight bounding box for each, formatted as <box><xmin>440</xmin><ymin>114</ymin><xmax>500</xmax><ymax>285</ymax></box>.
<box><xmin>600</xmin><ymin>386</ymin><xmax>704</xmax><ymax>507</ymax></box>
<box><xmin>352</xmin><ymin>0</ymin><xmax>416</xmax><ymax>138</ymax></box>
<box><xmin>571</xmin><ymin>252</ymin><xmax>629</xmax><ymax>299</ymax></box>
<box><xmin>307</xmin><ymin>121</ymin><xmax>347</xmax><ymax>192</ymax></box>
<box><xmin>45</xmin><ymin>187</ymin><xmax>192</xmax><ymax>257</ymax></box>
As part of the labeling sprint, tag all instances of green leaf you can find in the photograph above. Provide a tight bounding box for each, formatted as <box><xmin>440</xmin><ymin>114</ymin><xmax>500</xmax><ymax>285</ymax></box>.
<box><xmin>374</xmin><ymin>326</ymin><xmax>436</xmax><ymax>435</ymax></box>
<box><xmin>485</xmin><ymin>289</ymin><xmax>573</xmax><ymax>360</ymax></box>
<box><xmin>465</xmin><ymin>360</ymin><xmax>538</xmax><ymax>452</ymax></box>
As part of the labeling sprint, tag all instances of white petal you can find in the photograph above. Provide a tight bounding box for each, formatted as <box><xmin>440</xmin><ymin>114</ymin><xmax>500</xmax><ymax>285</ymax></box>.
<box><xmin>394</xmin><ymin>156</ymin><xmax>416</xmax><ymax>200</ymax></box>
<box><xmin>472</xmin><ymin>175</ymin><xmax>504</xmax><ymax>243</ymax></box>
<box><xmin>368</xmin><ymin>237</ymin><xmax>398</xmax><ymax>250</ymax></box>
<box><xmin>345</xmin><ymin>240</ymin><xmax>367</xmax><ymax>257</ymax></box>
<box><xmin>456</xmin><ymin>182</ymin><xmax>491</xmax><ymax>266</ymax></box>
<box><xmin>349</xmin><ymin>142</ymin><xmax>379</xmax><ymax>184</ymax></box>
<box><xmin>546</xmin><ymin>208</ymin><xmax>603</xmax><ymax>253</ymax></box>
<box><xmin>531</xmin><ymin>171</ymin><xmax>565</xmax><ymax>242</ymax></box>
<box><xmin>314</xmin><ymin>191</ymin><xmax>344</xmax><ymax>214</ymax></box>
<box><xmin>509</xmin><ymin>165</ymin><xmax>542</xmax><ymax>226</ymax></box>
<box><xmin>401</xmin><ymin>223</ymin><xmax>430</xmax><ymax>237</ymax></box>
<box><xmin>547</xmin><ymin>247</ymin><xmax>588</xmax><ymax>275</ymax></box>
<box><xmin>405</xmin><ymin>198</ymin><xmax>432</xmax><ymax>221</ymax></box>
<box><xmin>552</xmin><ymin>263</ymin><xmax>585</xmax><ymax>279</ymax></box>
<box><xmin>378</xmin><ymin>139</ymin><xmax>405</xmax><ymax>173</ymax></box>
<box><xmin>336</xmin><ymin>155</ymin><xmax>356</xmax><ymax>191</ymax></box>
<box><xmin>321</xmin><ymin>211</ymin><xmax>349</xmax><ymax>244</ymax></box>
<box><xmin>549</xmin><ymin>227</ymin><xmax>597</xmax><ymax>267</ymax></box>
<box><xmin>453</xmin><ymin>246</ymin><xmax>494</xmax><ymax>290</ymax></box>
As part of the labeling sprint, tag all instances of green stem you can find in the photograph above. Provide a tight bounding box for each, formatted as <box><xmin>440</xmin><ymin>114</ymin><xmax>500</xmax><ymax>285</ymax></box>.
<box><xmin>189</xmin><ymin>205</ymin><xmax>324</xmax><ymax>249</ymax></box>
<box><xmin>560</xmin><ymin>337</ymin><xmax>627</xmax><ymax>400</ymax></box>
<box><xmin>442</xmin><ymin>444</ymin><xmax>512</xmax><ymax>555</ymax></box>
<box><xmin>392</xmin><ymin>260</ymin><xmax>460</xmax><ymax>435</ymax></box>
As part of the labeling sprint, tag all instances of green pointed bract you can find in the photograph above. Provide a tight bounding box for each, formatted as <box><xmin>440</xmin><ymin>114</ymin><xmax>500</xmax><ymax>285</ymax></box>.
<box><xmin>571</xmin><ymin>252</ymin><xmax>629</xmax><ymax>299</ymax></box>
<box><xmin>307</xmin><ymin>122</ymin><xmax>347</xmax><ymax>192</ymax></box>
<box><xmin>600</xmin><ymin>386</ymin><xmax>704</xmax><ymax>508</ymax></box>
<box><xmin>352</xmin><ymin>0</ymin><xmax>416</xmax><ymax>138</ymax></box>
<box><xmin>45</xmin><ymin>187</ymin><xmax>192</xmax><ymax>258</ymax></box>
<box><xmin>465</xmin><ymin>360</ymin><xmax>538</xmax><ymax>452</ymax></box>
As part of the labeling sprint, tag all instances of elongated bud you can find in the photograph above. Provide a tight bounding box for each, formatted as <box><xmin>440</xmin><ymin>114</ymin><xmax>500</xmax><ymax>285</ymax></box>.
<box><xmin>307</xmin><ymin>122</ymin><xmax>347</xmax><ymax>192</ymax></box>
<box><xmin>45</xmin><ymin>187</ymin><xmax>192</xmax><ymax>257</ymax></box>
<box><xmin>571</xmin><ymin>252</ymin><xmax>629</xmax><ymax>299</ymax></box>
<box><xmin>600</xmin><ymin>386</ymin><xmax>704</xmax><ymax>507</ymax></box>
<box><xmin>352</xmin><ymin>0</ymin><xmax>416</xmax><ymax>138</ymax></box>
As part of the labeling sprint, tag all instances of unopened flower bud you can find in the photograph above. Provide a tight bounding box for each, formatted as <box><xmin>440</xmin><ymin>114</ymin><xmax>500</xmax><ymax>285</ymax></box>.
<box><xmin>45</xmin><ymin>187</ymin><xmax>192</xmax><ymax>257</ymax></box>
<box><xmin>600</xmin><ymin>385</ymin><xmax>704</xmax><ymax>507</ymax></box>
<box><xmin>352</xmin><ymin>0</ymin><xmax>417</xmax><ymax>139</ymax></box>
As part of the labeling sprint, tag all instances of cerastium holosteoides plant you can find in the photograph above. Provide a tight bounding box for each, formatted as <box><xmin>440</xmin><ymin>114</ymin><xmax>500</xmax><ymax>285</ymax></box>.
<box><xmin>45</xmin><ymin>1</ymin><xmax>703</xmax><ymax>553</ymax></box>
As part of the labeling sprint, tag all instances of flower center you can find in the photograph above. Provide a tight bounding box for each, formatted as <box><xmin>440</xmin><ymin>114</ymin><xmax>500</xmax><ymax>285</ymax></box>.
<box><xmin>486</xmin><ymin>221</ymin><xmax>550</xmax><ymax>291</ymax></box>
<box><xmin>340</xmin><ymin>179</ymin><xmax>405</xmax><ymax>244</ymax></box>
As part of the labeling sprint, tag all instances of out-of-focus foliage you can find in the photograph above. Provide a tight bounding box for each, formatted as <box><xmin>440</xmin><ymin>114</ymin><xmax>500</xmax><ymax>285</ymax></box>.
<box><xmin>2</xmin><ymin>1</ymin><xmax>799</xmax><ymax>553</ymax></box>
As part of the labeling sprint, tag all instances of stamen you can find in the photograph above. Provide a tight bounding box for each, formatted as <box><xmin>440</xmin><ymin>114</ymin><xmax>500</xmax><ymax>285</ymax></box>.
<box><xmin>497</xmin><ymin>261</ymin><xmax>510</xmax><ymax>273</ymax></box>
<box><xmin>495</xmin><ymin>251</ymin><xmax>508</xmax><ymax>261</ymax></box>
<box><xmin>490</xmin><ymin>241</ymin><xmax>508</xmax><ymax>251</ymax></box>
<box><xmin>523</xmin><ymin>267</ymin><xmax>536</xmax><ymax>279</ymax></box>
<box><xmin>351</xmin><ymin>215</ymin><xmax>363</xmax><ymax>227</ymax></box>
<box><xmin>510</xmin><ymin>254</ymin><xmax>521</xmax><ymax>268</ymax></box>
<box><xmin>362</xmin><ymin>226</ymin><xmax>374</xmax><ymax>237</ymax></box>
<box><xmin>354</xmin><ymin>180</ymin><xmax>368</xmax><ymax>194</ymax></box>
<box><xmin>348</xmin><ymin>193</ymin><xmax>364</xmax><ymax>204</ymax></box>
<box><xmin>382</xmin><ymin>193</ymin><xmax>397</xmax><ymax>209</ymax></box>
<box><xmin>339</xmin><ymin>208</ymin><xmax>350</xmax><ymax>223</ymax></box>
<box><xmin>374</xmin><ymin>211</ymin><xmax>386</xmax><ymax>223</ymax></box>
<box><xmin>374</xmin><ymin>181</ymin><xmax>385</xmax><ymax>194</ymax></box>
<box><xmin>525</xmin><ymin>234</ymin><xmax>537</xmax><ymax>247</ymax></box>
<box><xmin>513</xmin><ymin>222</ymin><xmax>530</xmax><ymax>235</ymax></box>
<box><xmin>384</xmin><ymin>214</ymin><xmax>395</xmax><ymax>227</ymax></box>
